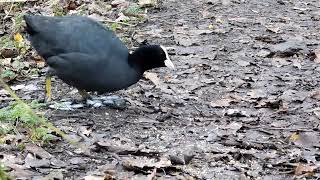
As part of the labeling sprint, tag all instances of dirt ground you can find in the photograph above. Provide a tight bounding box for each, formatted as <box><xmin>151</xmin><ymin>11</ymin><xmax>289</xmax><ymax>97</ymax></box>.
<box><xmin>1</xmin><ymin>0</ymin><xmax>320</xmax><ymax>179</ymax></box>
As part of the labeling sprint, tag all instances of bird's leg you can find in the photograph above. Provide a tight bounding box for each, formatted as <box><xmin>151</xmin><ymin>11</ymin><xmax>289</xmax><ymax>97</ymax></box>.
<box><xmin>45</xmin><ymin>74</ymin><xmax>52</xmax><ymax>102</ymax></box>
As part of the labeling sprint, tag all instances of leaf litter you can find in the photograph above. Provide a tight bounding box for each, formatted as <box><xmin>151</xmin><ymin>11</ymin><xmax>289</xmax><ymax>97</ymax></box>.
<box><xmin>1</xmin><ymin>0</ymin><xmax>320</xmax><ymax>179</ymax></box>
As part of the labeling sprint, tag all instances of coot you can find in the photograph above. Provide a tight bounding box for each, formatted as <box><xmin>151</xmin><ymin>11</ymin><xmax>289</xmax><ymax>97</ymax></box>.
<box><xmin>24</xmin><ymin>15</ymin><xmax>175</xmax><ymax>102</ymax></box>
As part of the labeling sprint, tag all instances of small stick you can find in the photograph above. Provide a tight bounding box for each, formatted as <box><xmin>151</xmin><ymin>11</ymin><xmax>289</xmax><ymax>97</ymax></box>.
<box><xmin>101</xmin><ymin>19</ymin><xmax>135</xmax><ymax>27</ymax></box>
<box><xmin>3</xmin><ymin>2</ymin><xmax>14</xmax><ymax>20</ymax></box>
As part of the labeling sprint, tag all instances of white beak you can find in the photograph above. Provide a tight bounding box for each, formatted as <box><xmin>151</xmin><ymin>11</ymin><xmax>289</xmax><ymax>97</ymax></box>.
<box><xmin>160</xmin><ymin>45</ymin><xmax>175</xmax><ymax>70</ymax></box>
<box><xmin>164</xmin><ymin>59</ymin><xmax>175</xmax><ymax>70</ymax></box>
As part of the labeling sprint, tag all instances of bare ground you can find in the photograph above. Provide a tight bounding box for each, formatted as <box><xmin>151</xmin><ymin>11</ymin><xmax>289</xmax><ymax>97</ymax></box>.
<box><xmin>1</xmin><ymin>0</ymin><xmax>320</xmax><ymax>179</ymax></box>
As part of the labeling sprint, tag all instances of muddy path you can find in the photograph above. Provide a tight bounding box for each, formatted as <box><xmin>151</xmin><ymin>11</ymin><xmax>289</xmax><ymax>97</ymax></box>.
<box><xmin>2</xmin><ymin>0</ymin><xmax>320</xmax><ymax>179</ymax></box>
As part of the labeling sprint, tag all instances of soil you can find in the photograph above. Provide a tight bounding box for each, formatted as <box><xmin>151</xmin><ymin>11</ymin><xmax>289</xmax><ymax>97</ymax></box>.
<box><xmin>2</xmin><ymin>0</ymin><xmax>320</xmax><ymax>179</ymax></box>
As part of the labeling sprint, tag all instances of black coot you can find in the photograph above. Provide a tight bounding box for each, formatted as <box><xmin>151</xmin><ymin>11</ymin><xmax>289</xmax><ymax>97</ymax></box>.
<box><xmin>24</xmin><ymin>15</ymin><xmax>175</xmax><ymax>102</ymax></box>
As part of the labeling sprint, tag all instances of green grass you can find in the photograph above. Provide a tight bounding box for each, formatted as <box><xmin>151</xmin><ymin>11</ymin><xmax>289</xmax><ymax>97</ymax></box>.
<box><xmin>109</xmin><ymin>23</ymin><xmax>122</xmax><ymax>32</ymax></box>
<box><xmin>52</xmin><ymin>4</ymin><xmax>66</xmax><ymax>16</ymax></box>
<box><xmin>0</xmin><ymin>36</ymin><xmax>15</xmax><ymax>49</ymax></box>
<box><xmin>12</xmin><ymin>14</ymin><xmax>24</xmax><ymax>33</ymax></box>
<box><xmin>0</xmin><ymin>163</ymin><xmax>13</xmax><ymax>180</ymax></box>
<box><xmin>0</xmin><ymin>101</ymin><xmax>53</xmax><ymax>143</ymax></box>
<box><xmin>0</xmin><ymin>70</ymin><xmax>16</xmax><ymax>80</ymax></box>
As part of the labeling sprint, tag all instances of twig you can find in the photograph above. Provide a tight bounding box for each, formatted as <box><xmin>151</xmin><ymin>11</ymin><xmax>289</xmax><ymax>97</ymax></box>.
<box><xmin>101</xmin><ymin>19</ymin><xmax>135</xmax><ymax>27</ymax></box>
<box><xmin>3</xmin><ymin>2</ymin><xmax>14</xmax><ymax>20</ymax></box>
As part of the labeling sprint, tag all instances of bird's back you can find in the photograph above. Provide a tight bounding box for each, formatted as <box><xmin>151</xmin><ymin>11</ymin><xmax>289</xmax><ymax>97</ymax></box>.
<box><xmin>24</xmin><ymin>15</ymin><xmax>128</xmax><ymax>60</ymax></box>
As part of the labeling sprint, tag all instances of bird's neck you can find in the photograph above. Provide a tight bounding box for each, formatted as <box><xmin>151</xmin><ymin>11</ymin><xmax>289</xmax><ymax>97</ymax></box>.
<box><xmin>128</xmin><ymin>50</ymin><xmax>150</xmax><ymax>72</ymax></box>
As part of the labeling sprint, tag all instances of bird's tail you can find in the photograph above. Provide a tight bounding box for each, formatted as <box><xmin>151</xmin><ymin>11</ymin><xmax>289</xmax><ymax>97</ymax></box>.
<box><xmin>24</xmin><ymin>14</ymin><xmax>37</xmax><ymax>35</ymax></box>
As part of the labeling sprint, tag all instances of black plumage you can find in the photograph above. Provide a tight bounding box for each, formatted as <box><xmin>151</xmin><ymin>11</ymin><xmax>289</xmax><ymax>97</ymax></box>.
<box><xmin>24</xmin><ymin>15</ymin><xmax>175</xmax><ymax>100</ymax></box>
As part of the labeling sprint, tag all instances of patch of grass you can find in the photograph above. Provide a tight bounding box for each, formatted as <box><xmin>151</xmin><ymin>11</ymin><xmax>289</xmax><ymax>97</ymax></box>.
<box><xmin>52</xmin><ymin>4</ymin><xmax>66</xmax><ymax>16</ymax></box>
<box><xmin>30</xmin><ymin>127</ymin><xmax>53</xmax><ymax>142</ymax></box>
<box><xmin>109</xmin><ymin>23</ymin><xmax>122</xmax><ymax>32</ymax></box>
<box><xmin>76</xmin><ymin>5</ymin><xmax>87</xmax><ymax>15</ymax></box>
<box><xmin>0</xmin><ymin>101</ymin><xmax>52</xmax><ymax>143</ymax></box>
<box><xmin>0</xmin><ymin>102</ymin><xmax>40</xmax><ymax>125</ymax></box>
<box><xmin>0</xmin><ymin>36</ymin><xmax>15</xmax><ymax>49</ymax></box>
<box><xmin>0</xmin><ymin>34</ymin><xmax>30</xmax><ymax>55</ymax></box>
<box><xmin>0</xmin><ymin>70</ymin><xmax>16</xmax><ymax>80</ymax></box>
<box><xmin>0</xmin><ymin>163</ymin><xmax>13</xmax><ymax>180</ymax></box>
<box><xmin>12</xmin><ymin>14</ymin><xmax>24</xmax><ymax>33</ymax></box>
<box><xmin>120</xmin><ymin>36</ymin><xmax>130</xmax><ymax>45</ymax></box>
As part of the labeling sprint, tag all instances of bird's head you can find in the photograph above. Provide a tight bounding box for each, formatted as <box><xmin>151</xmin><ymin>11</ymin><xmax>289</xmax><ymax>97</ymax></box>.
<box><xmin>129</xmin><ymin>45</ymin><xmax>175</xmax><ymax>71</ymax></box>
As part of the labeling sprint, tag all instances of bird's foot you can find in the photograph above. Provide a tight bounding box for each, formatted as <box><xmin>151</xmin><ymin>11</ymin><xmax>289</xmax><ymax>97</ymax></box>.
<box><xmin>48</xmin><ymin>95</ymin><xmax>128</xmax><ymax>110</ymax></box>
<box><xmin>100</xmin><ymin>95</ymin><xmax>127</xmax><ymax>110</ymax></box>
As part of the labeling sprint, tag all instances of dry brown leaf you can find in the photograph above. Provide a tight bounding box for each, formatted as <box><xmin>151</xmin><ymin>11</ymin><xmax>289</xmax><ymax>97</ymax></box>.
<box><xmin>294</xmin><ymin>163</ymin><xmax>317</xmax><ymax>176</ymax></box>
<box><xmin>14</xmin><ymin>33</ymin><xmax>23</xmax><ymax>42</ymax></box>
<box><xmin>210</xmin><ymin>94</ymin><xmax>242</xmax><ymax>107</ymax></box>
<box><xmin>25</xmin><ymin>143</ymin><xmax>52</xmax><ymax>159</ymax></box>
<box><xmin>210</xmin><ymin>98</ymin><xmax>232</xmax><ymax>107</ymax></box>
<box><xmin>290</xmin><ymin>132</ymin><xmax>320</xmax><ymax>148</ymax></box>
<box><xmin>310</xmin><ymin>90</ymin><xmax>320</xmax><ymax>100</ymax></box>
<box><xmin>314</xmin><ymin>49</ymin><xmax>320</xmax><ymax>63</ymax></box>
<box><xmin>144</xmin><ymin>72</ymin><xmax>160</xmax><ymax>86</ymax></box>
<box><xmin>289</xmin><ymin>132</ymin><xmax>300</xmax><ymax>141</ymax></box>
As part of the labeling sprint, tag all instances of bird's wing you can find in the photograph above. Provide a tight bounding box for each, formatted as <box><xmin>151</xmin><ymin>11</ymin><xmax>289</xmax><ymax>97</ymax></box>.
<box><xmin>46</xmin><ymin>53</ymin><xmax>105</xmax><ymax>90</ymax></box>
<box><xmin>24</xmin><ymin>15</ymin><xmax>128</xmax><ymax>60</ymax></box>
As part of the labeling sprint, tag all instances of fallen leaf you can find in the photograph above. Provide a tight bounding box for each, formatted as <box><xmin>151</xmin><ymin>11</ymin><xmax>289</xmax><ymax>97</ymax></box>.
<box><xmin>314</xmin><ymin>49</ymin><xmax>320</xmax><ymax>63</ymax></box>
<box><xmin>225</xmin><ymin>109</ymin><xmax>248</xmax><ymax>117</ymax></box>
<box><xmin>84</xmin><ymin>175</ymin><xmax>105</xmax><ymax>180</ymax></box>
<box><xmin>24</xmin><ymin>153</ymin><xmax>50</xmax><ymax>168</ymax></box>
<box><xmin>247</xmin><ymin>89</ymin><xmax>267</xmax><ymax>99</ymax></box>
<box><xmin>265</xmin><ymin>25</ymin><xmax>282</xmax><ymax>33</ymax></box>
<box><xmin>289</xmin><ymin>132</ymin><xmax>320</xmax><ymax>148</ymax></box>
<box><xmin>210</xmin><ymin>94</ymin><xmax>242</xmax><ymax>107</ymax></box>
<box><xmin>225</xmin><ymin>122</ymin><xmax>242</xmax><ymax>135</ymax></box>
<box><xmin>144</xmin><ymin>72</ymin><xmax>160</xmax><ymax>86</ymax></box>
<box><xmin>210</xmin><ymin>98</ymin><xmax>232</xmax><ymax>107</ymax></box>
<box><xmin>294</xmin><ymin>163</ymin><xmax>317</xmax><ymax>176</ymax></box>
<box><xmin>14</xmin><ymin>33</ymin><xmax>23</xmax><ymax>42</ymax></box>
<box><xmin>122</xmin><ymin>156</ymin><xmax>171</xmax><ymax>171</ymax></box>
<box><xmin>310</xmin><ymin>90</ymin><xmax>320</xmax><ymax>100</ymax></box>
<box><xmin>289</xmin><ymin>132</ymin><xmax>300</xmax><ymax>141</ymax></box>
<box><xmin>139</xmin><ymin>0</ymin><xmax>156</xmax><ymax>7</ymax></box>
<box><xmin>25</xmin><ymin>143</ymin><xmax>52</xmax><ymax>159</ymax></box>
